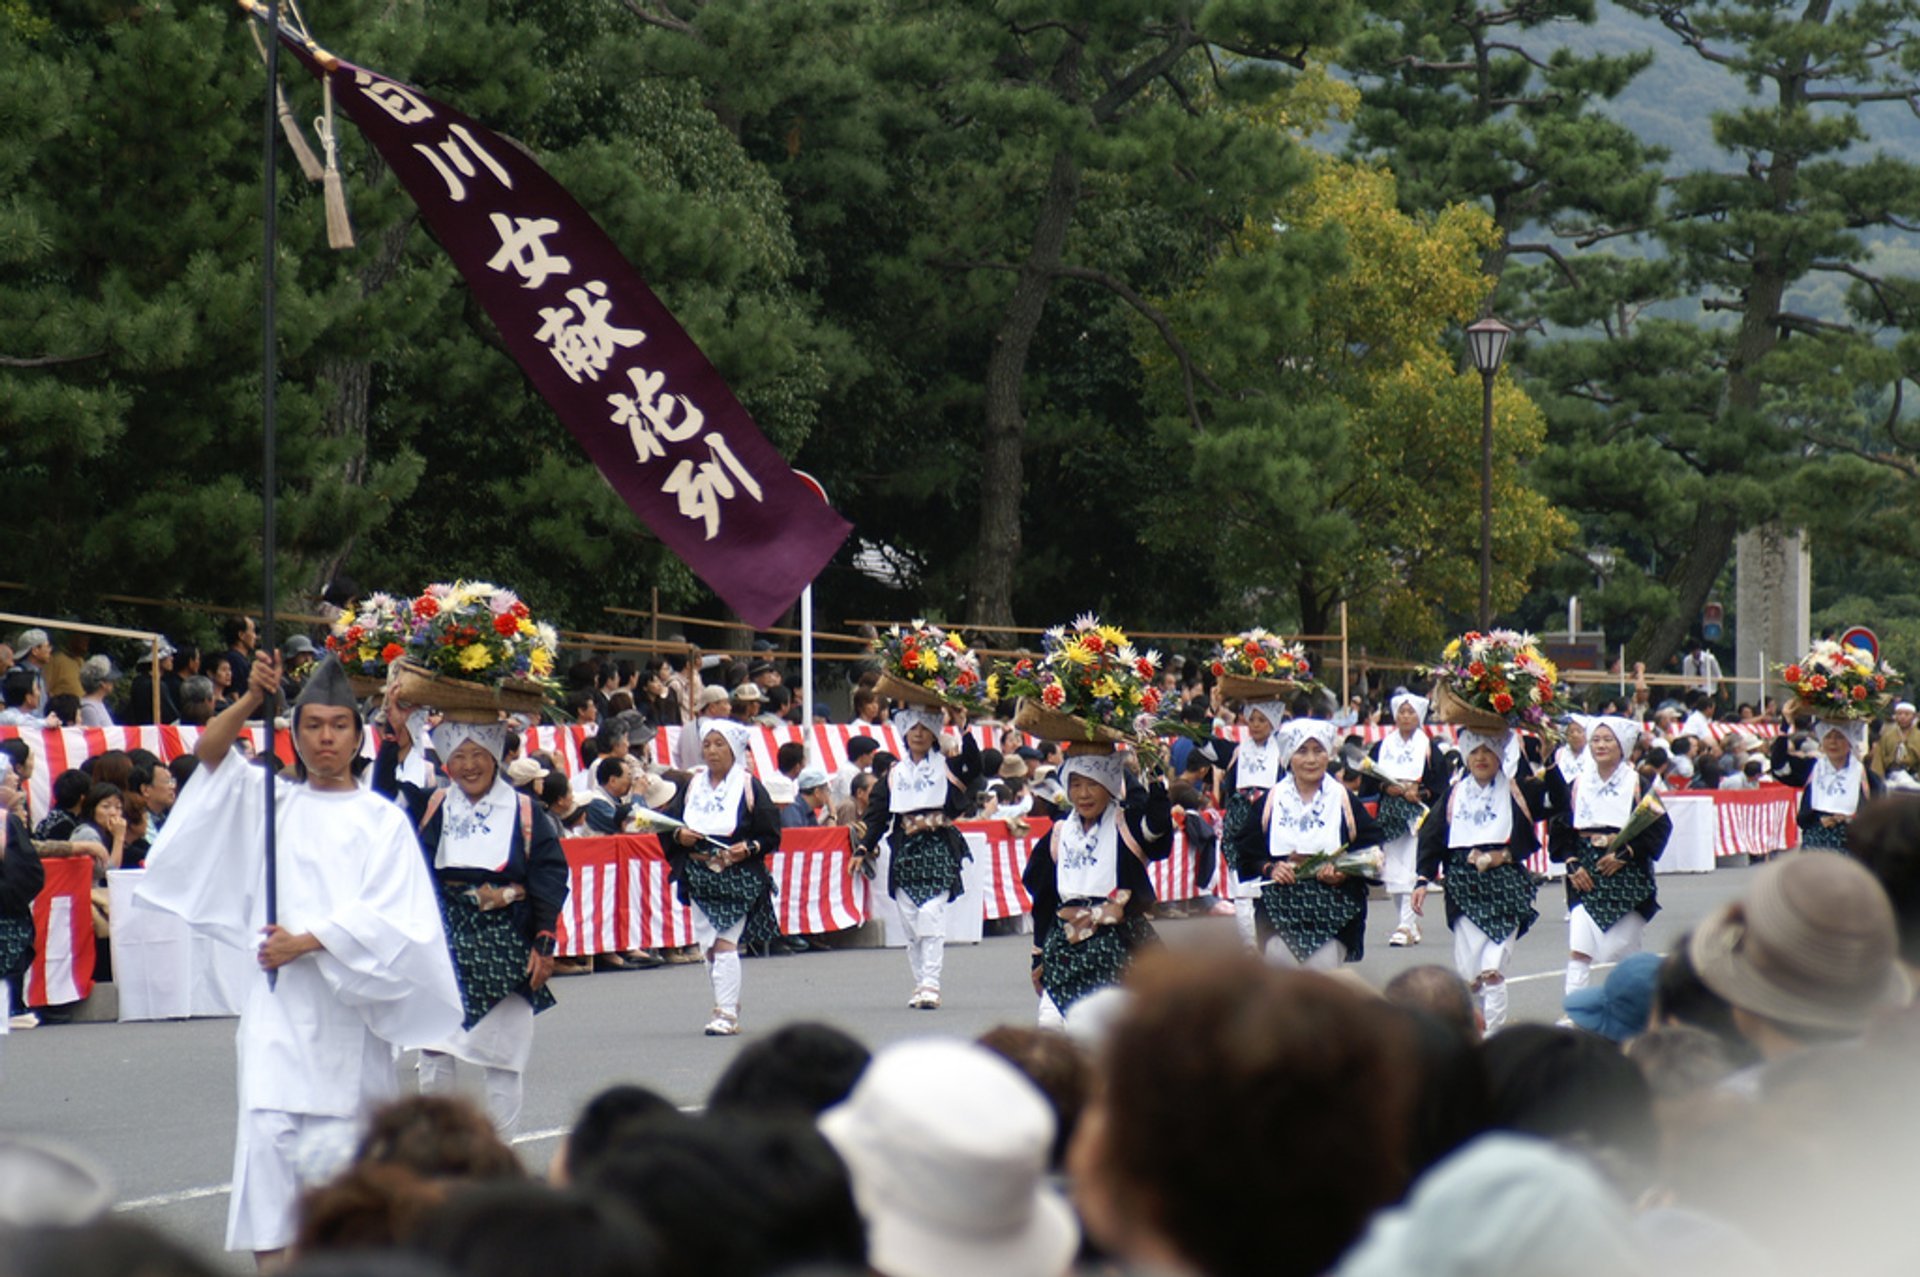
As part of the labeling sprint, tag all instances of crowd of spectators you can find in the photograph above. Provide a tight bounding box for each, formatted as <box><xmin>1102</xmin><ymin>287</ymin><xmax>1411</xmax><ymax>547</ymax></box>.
<box><xmin>4</xmin><ymin>819</ymin><xmax>1917</xmax><ymax>1275</ymax></box>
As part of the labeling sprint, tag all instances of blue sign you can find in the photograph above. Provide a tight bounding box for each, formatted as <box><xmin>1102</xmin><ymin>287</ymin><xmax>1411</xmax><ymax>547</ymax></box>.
<box><xmin>1840</xmin><ymin>626</ymin><xmax>1879</xmax><ymax>664</ymax></box>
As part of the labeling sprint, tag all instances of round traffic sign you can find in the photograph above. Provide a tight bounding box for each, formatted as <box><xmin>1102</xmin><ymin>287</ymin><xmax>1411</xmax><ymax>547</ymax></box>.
<box><xmin>1840</xmin><ymin>626</ymin><xmax>1879</xmax><ymax>664</ymax></box>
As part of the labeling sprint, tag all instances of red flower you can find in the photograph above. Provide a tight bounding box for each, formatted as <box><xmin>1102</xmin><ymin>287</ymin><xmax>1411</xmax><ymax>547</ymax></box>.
<box><xmin>1467</xmin><ymin>661</ymin><xmax>1487</xmax><ymax>679</ymax></box>
<box><xmin>344</xmin><ymin>625</ymin><xmax>364</xmax><ymax>645</ymax></box>
<box><xmin>1875</xmin><ymin>675</ymin><xmax>1887</xmax><ymax>690</ymax></box>
<box><xmin>381</xmin><ymin>643</ymin><xmax>404</xmax><ymax>664</ymax></box>
<box><xmin>1491</xmin><ymin>692</ymin><xmax>1515</xmax><ymax>714</ymax></box>
<box><xmin>1252</xmin><ymin>657</ymin><xmax>1271</xmax><ymax>674</ymax></box>
<box><xmin>1783</xmin><ymin>664</ymin><xmax>1803</xmax><ymax>683</ymax></box>
<box><xmin>493</xmin><ymin>613</ymin><xmax>520</xmax><ymax>637</ymax></box>
<box><xmin>1537</xmin><ymin>680</ymin><xmax>1554</xmax><ymax>703</ymax></box>
<box><xmin>1298</xmin><ymin>661</ymin><xmax>1310</xmax><ymax>676</ymax></box>
<box><xmin>1142</xmin><ymin>687</ymin><xmax>1162</xmax><ymax>713</ymax></box>
<box><xmin>510</xmin><ymin>601</ymin><xmax>530</xmax><ymax>619</ymax></box>
<box><xmin>1852</xmin><ymin>684</ymin><xmax>1869</xmax><ymax>701</ymax></box>
<box><xmin>1015</xmin><ymin>659</ymin><xmax>1034</xmax><ymax>676</ymax></box>
<box><xmin>1210</xmin><ymin>661</ymin><xmax>1225</xmax><ymax>677</ymax></box>
<box><xmin>1809</xmin><ymin>674</ymin><xmax>1828</xmax><ymax>691</ymax></box>
<box><xmin>1084</xmin><ymin>633</ymin><xmax>1104</xmax><ymax>653</ymax></box>
<box><xmin>1041</xmin><ymin>683</ymin><xmax>1066</xmax><ymax>708</ymax></box>
<box><xmin>1135</xmin><ymin>658</ymin><xmax>1154</xmax><ymax>678</ymax></box>
<box><xmin>325</xmin><ymin>635</ymin><xmax>339</xmax><ymax>651</ymax></box>
<box><xmin>413</xmin><ymin>595</ymin><xmax>440</xmax><ymax>619</ymax></box>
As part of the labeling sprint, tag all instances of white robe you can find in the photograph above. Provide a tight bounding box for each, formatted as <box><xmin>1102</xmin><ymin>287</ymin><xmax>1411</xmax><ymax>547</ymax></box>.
<box><xmin>134</xmin><ymin>753</ymin><xmax>461</xmax><ymax>1250</ymax></box>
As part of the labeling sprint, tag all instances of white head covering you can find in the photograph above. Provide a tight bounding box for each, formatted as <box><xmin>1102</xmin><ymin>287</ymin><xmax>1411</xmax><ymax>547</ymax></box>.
<box><xmin>1247</xmin><ymin>700</ymin><xmax>1289</xmax><ymax>732</ymax></box>
<box><xmin>1589</xmin><ymin>715</ymin><xmax>1642</xmax><ymax>762</ymax></box>
<box><xmin>1455</xmin><ymin>727</ymin><xmax>1512</xmax><ymax>762</ymax></box>
<box><xmin>892</xmin><ymin>706</ymin><xmax>945</xmax><ymax>741</ymax></box>
<box><xmin>1058</xmin><ymin>751</ymin><xmax>1126</xmax><ymax>801</ymax></box>
<box><xmin>1389</xmin><ymin>691</ymin><xmax>1430</xmax><ymax>726</ymax></box>
<box><xmin>1283</xmin><ymin>718</ymin><xmax>1337</xmax><ymax>763</ymax></box>
<box><xmin>433</xmin><ymin>720</ymin><xmax>507</xmax><ymax>764</ymax></box>
<box><xmin>697</xmin><ymin>716</ymin><xmax>753</xmax><ymax>772</ymax></box>
<box><xmin>1815</xmin><ymin>718</ymin><xmax>1869</xmax><ymax>754</ymax></box>
<box><xmin>1895</xmin><ymin>701</ymin><xmax>1916</xmax><ymax>715</ymax></box>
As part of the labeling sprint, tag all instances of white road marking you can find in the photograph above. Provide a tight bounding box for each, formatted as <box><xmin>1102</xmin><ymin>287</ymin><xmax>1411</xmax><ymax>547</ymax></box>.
<box><xmin>1503</xmin><ymin>960</ymin><xmax>1618</xmax><ymax>986</ymax></box>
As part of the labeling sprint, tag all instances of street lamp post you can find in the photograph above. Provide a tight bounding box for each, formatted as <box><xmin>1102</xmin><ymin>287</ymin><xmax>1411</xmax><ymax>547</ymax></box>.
<box><xmin>1466</xmin><ymin>316</ymin><xmax>1513</xmax><ymax>630</ymax></box>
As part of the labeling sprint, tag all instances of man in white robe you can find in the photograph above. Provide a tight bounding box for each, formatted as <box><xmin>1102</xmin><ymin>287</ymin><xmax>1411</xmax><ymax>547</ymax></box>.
<box><xmin>135</xmin><ymin>654</ymin><xmax>461</xmax><ymax>1262</ymax></box>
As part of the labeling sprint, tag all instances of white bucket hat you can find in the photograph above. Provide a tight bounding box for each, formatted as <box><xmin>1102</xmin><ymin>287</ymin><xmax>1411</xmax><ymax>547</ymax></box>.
<box><xmin>819</xmin><ymin>1039</ymin><xmax>1079</xmax><ymax>1277</ymax></box>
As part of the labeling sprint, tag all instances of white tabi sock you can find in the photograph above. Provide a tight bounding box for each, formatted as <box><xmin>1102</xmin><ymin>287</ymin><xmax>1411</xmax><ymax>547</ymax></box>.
<box><xmin>1482</xmin><ymin>980</ymin><xmax>1510</xmax><ymax>1035</ymax></box>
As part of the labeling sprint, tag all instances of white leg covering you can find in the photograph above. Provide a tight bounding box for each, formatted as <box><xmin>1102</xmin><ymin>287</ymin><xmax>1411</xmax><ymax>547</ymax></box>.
<box><xmin>1565</xmin><ymin>956</ymin><xmax>1593</xmax><ymax>996</ymax></box>
<box><xmin>1481</xmin><ymin>979</ymin><xmax>1510</xmax><ymax>1035</ymax></box>
<box><xmin>894</xmin><ymin>889</ymin><xmax>947</xmax><ymax>991</ymax></box>
<box><xmin>482</xmin><ymin>1066</ymin><xmax>524</xmax><ymax>1132</ymax></box>
<box><xmin>227</xmin><ymin>1110</ymin><xmax>356</xmax><ymax>1254</ymax></box>
<box><xmin>1232</xmin><ymin>899</ymin><xmax>1258</xmax><ymax>950</ymax></box>
<box><xmin>1036</xmin><ymin>990</ymin><xmax>1065</xmax><ymax>1031</ymax></box>
<box><xmin>1396</xmin><ymin>893</ymin><xmax>1417</xmax><ymax>930</ymax></box>
<box><xmin>709</xmin><ymin>950</ymin><xmax>742</xmax><ymax>1016</ymax></box>
<box><xmin>417</xmin><ymin>1050</ymin><xmax>457</xmax><ymax>1095</ymax></box>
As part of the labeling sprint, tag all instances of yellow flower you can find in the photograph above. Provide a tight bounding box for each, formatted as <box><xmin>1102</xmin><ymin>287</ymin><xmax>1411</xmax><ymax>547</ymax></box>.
<box><xmin>338</xmin><ymin>608</ymin><xmax>356</xmax><ymax>630</ymax></box>
<box><xmin>1443</xmin><ymin>639</ymin><xmax>1461</xmax><ymax>661</ymax></box>
<box><xmin>916</xmin><ymin>649</ymin><xmax>939</xmax><ymax>672</ymax></box>
<box><xmin>1064</xmin><ymin>643</ymin><xmax>1096</xmax><ymax>666</ymax></box>
<box><xmin>459</xmin><ymin>644</ymin><xmax>493</xmax><ymax>672</ymax></box>
<box><xmin>530</xmin><ymin>649</ymin><xmax>554</xmax><ymax>677</ymax></box>
<box><xmin>986</xmin><ymin>673</ymin><xmax>1001</xmax><ymax>701</ymax></box>
<box><xmin>518</xmin><ymin>617</ymin><xmax>535</xmax><ymax>637</ymax></box>
<box><xmin>1096</xmin><ymin>625</ymin><xmax>1128</xmax><ymax>650</ymax></box>
<box><xmin>357</xmin><ymin>646</ymin><xmax>375</xmax><ymax>663</ymax></box>
<box><xmin>1093</xmin><ymin>676</ymin><xmax>1122</xmax><ymax>700</ymax></box>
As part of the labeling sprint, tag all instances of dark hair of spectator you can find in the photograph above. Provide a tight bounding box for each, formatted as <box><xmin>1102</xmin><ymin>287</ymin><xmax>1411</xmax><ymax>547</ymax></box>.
<box><xmin>977</xmin><ymin>1024</ymin><xmax>1090</xmax><ymax>1169</ymax></box>
<box><xmin>169</xmin><ymin>755</ymin><xmax>199</xmax><ymax>789</ymax></box>
<box><xmin>221</xmin><ymin>616</ymin><xmax>252</xmax><ymax>648</ymax></box>
<box><xmin>1398</xmin><ymin>1009</ymin><xmax>1492</xmax><ymax>1181</ymax></box>
<box><xmin>560</xmin><ymin>1084</ymin><xmax>684</xmax><ymax>1184</ymax></box>
<box><xmin>2</xmin><ymin>669</ymin><xmax>36</xmax><ymax>707</ymax></box>
<box><xmin>1383</xmin><ymin>965</ymin><xmax>1479</xmax><ymax>1045</ymax></box>
<box><xmin>409</xmin><ymin>1182</ymin><xmax>661</xmax><ymax>1277</ymax></box>
<box><xmin>0</xmin><ymin>738</ymin><xmax>30</xmax><ymax>772</ymax></box>
<box><xmin>1092</xmin><ymin>955</ymin><xmax>1416</xmax><ymax>1277</ymax></box>
<box><xmin>595</xmin><ymin>757</ymin><xmax>627</xmax><ymax>786</ymax></box>
<box><xmin>294</xmin><ymin>1163</ymin><xmax>446</xmax><ymax>1256</ymax></box>
<box><xmin>1653</xmin><ymin>930</ymin><xmax>1760</xmax><ymax>1067</ymax></box>
<box><xmin>869</xmin><ymin>752</ymin><xmax>897</xmax><ymax>781</ymax></box>
<box><xmin>707</xmin><ymin>1021</ymin><xmax>871</xmax><ymax>1118</ymax></box>
<box><xmin>775</xmin><ymin>742</ymin><xmax>807</xmax><ymax>776</ymax></box>
<box><xmin>538</xmin><ymin>772</ymin><xmax>572</xmax><ymax>809</ymax></box>
<box><xmin>1846</xmin><ymin>794</ymin><xmax>1920</xmax><ymax>967</ymax></box>
<box><xmin>78</xmin><ymin>782</ymin><xmax>122</xmax><ymax>829</ymax></box>
<box><xmin>89</xmin><ymin>750</ymin><xmax>133</xmax><ymax>791</ymax></box>
<box><xmin>845</xmin><ymin>735</ymin><xmax>879</xmax><ymax>762</ymax></box>
<box><xmin>1482</xmin><ymin>1025</ymin><xmax>1660</xmax><ymax>1193</ymax></box>
<box><xmin>354</xmin><ymin>1095</ymin><xmax>524</xmax><ymax>1182</ymax></box>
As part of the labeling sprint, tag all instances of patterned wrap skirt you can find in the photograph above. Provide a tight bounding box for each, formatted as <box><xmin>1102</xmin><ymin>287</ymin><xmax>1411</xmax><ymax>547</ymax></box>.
<box><xmin>1569</xmin><ymin>859</ymin><xmax>1655</xmax><ymax>931</ymax></box>
<box><xmin>438</xmin><ymin>883</ymin><xmax>556</xmax><ymax>1032</ymax></box>
<box><xmin>1040</xmin><ymin>912</ymin><xmax>1157</xmax><ymax>1014</ymax></box>
<box><xmin>893</xmin><ymin>826</ymin><xmax>966</xmax><ymax>906</ymax></box>
<box><xmin>1445</xmin><ymin>853</ymin><xmax>1539</xmax><ymax>943</ymax></box>
<box><xmin>1257</xmin><ymin>879</ymin><xmax>1362</xmax><ymax>964</ymax></box>
<box><xmin>1375</xmin><ymin>793</ymin><xmax>1424</xmax><ymax>843</ymax></box>
<box><xmin>1801</xmin><ymin>821</ymin><xmax>1850</xmax><ymax>852</ymax></box>
<box><xmin>679</xmin><ymin>859</ymin><xmax>778</xmax><ymax>948</ymax></box>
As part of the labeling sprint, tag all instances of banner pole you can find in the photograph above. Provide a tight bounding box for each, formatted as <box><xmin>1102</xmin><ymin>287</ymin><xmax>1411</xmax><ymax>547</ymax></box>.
<box><xmin>259</xmin><ymin>0</ymin><xmax>282</xmax><ymax>992</ymax></box>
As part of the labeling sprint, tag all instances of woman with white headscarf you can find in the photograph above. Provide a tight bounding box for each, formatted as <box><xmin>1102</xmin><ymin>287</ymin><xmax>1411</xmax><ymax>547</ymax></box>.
<box><xmin>1364</xmin><ymin>691</ymin><xmax>1448</xmax><ymax>948</ymax></box>
<box><xmin>661</xmin><ymin>717</ymin><xmax>782</xmax><ymax>1036</ymax></box>
<box><xmin>1796</xmin><ymin>718</ymin><xmax>1883</xmax><ymax>852</ymax></box>
<box><xmin>1022</xmin><ymin>748</ymin><xmax>1172</xmax><ymax>1026</ymax></box>
<box><xmin>377</xmin><ymin>707</ymin><xmax>571</xmax><ymax>1131</ymax></box>
<box><xmin>1414</xmin><ymin>728</ymin><xmax>1540</xmax><ymax>1033</ymax></box>
<box><xmin>1236</xmin><ymin>719</ymin><xmax>1383</xmax><ymax>970</ymax></box>
<box><xmin>855</xmin><ymin>705</ymin><xmax>981</xmax><ymax>1009</ymax></box>
<box><xmin>1546</xmin><ymin>716</ymin><xmax>1669</xmax><ymax>997</ymax></box>
<box><xmin>1217</xmin><ymin>700</ymin><xmax>1288</xmax><ymax>949</ymax></box>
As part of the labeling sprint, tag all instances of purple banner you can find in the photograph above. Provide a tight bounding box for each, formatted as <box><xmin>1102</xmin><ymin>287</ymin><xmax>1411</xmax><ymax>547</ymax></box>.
<box><xmin>282</xmin><ymin>39</ymin><xmax>850</xmax><ymax>628</ymax></box>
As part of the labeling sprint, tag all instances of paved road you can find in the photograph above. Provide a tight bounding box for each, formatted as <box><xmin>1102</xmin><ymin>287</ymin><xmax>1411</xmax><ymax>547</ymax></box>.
<box><xmin>0</xmin><ymin>869</ymin><xmax>1753</xmax><ymax>1260</ymax></box>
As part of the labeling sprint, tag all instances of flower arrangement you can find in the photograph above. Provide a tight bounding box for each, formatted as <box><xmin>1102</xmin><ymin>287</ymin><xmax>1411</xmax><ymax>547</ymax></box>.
<box><xmin>403</xmin><ymin>580</ymin><xmax>558</xmax><ymax>686</ymax></box>
<box><xmin>1424</xmin><ymin>630</ymin><xmax>1562</xmax><ymax>735</ymax></box>
<box><xmin>1208</xmin><ymin>627</ymin><xmax>1322</xmax><ymax>699</ymax></box>
<box><xmin>1779</xmin><ymin>641</ymin><xmax>1898</xmax><ymax>721</ymax></box>
<box><xmin>325</xmin><ymin>591</ymin><xmax>413</xmax><ymax>685</ymax></box>
<box><xmin>873</xmin><ymin>621</ymin><xmax>994</xmax><ymax>710</ymax></box>
<box><xmin>998</xmin><ymin>614</ymin><xmax>1163</xmax><ymax>740</ymax></box>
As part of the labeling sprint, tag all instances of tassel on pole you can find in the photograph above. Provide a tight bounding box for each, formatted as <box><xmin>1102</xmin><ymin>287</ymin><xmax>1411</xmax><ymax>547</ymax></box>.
<box><xmin>318</xmin><ymin>76</ymin><xmax>355</xmax><ymax>250</ymax></box>
<box><xmin>248</xmin><ymin>21</ymin><xmax>323</xmax><ymax>182</ymax></box>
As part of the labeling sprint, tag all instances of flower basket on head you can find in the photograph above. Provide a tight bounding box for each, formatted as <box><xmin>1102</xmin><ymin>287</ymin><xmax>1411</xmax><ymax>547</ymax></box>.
<box><xmin>1208</xmin><ymin>629</ymin><xmax>1323</xmax><ymax>703</ymax></box>
<box><xmin>389</xmin><ymin>581</ymin><xmax>559</xmax><ymax>721</ymax></box>
<box><xmin>1778</xmin><ymin>641</ymin><xmax>1899</xmax><ymax>722</ymax></box>
<box><xmin>324</xmin><ymin>591</ymin><xmax>413</xmax><ymax>695</ymax></box>
<box><xmin>391</xmin><ymin>659</ymin><xmax>548</xmax><ymax>723</ymax></box>
<box><xmin>872</xmin><ymin>621</ymin><xmax>994</xmax><ymax>712</ymax></box>
<box><xmin>1423</xmin><ymin>630</ymin><xmax>1563</xmax><ymax>739</ymax></box>
<box><xmin>997</xmin><ymin>614</ymin><xmax>1164</xmax><ymax>745</ymax></box>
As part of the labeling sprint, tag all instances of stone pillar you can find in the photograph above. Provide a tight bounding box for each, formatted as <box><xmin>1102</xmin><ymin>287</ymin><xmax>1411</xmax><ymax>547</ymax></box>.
<box><xmin>1735</xmin><ymin>525</ymin><xmax>1811</xmax><ymax>708</ymax></box>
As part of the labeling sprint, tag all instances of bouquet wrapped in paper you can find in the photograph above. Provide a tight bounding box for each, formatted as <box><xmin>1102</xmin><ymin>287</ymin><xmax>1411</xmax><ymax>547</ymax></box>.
<box><xmin>325</xmin><ymin>591</ymin><xmax>413</xmax><ymax>695</ymax></box>
<box><xmin>630</xmin><ymin>805</ymin><xmax>729</xmax><ymax>852</ymax></box>
<box><xmin>1778</xmin><ymin>641</ymin><xmax>1899</xmax><ymax>721</ymax></box>
<box><xmin>1605</xmin><ymin>791</ymin><xmax>1667</xmax><ymax>857</ymax></box>
<box><xmin>1423</xmin><ymin>630</ymin><xmax>1563</xmax><ymax>738</ymax></box>
<box><xmin>873</xmin><ymin>620</ymin><xmax>995</xmax><ymax>711</ymax></box>
<box><xmin>1208</xmin><ymin>628</ymin><xmax>1324</xmax><ymax>701</ymax></box>
<box><xmin>388</xmin><ymin>580</ymin><xmax>558</xmax><ymax>720</ymax></box>
<box><xmin>1292</xmin><ymin>847</ymin><xmax>1386</xmax><ymax>882</ymax></box>
<box><xmin>998</xmin><ymin>614</ymin><xmax>1164</xmax><ymax>745</ymax></box>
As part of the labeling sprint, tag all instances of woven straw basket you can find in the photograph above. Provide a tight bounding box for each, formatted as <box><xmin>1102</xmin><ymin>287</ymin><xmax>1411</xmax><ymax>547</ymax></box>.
<box><xmin>390</xmin><ymin>658</ymin><xmax>547</xmax><ymax>723</ymax></box>
<box><xmin>1013</xmin><ymin>698</ymin><xmax>1131</xmax><ymax>745</ymax></box>
<box><xmin>1432</xmin><ymin>682</ymin><xmax>1513</xmax><ymax>734</ymax></box>
<box><xmin>874</xmin><ymin>670</ymin><xmax>950</xmax><ymax>709</ymax></box>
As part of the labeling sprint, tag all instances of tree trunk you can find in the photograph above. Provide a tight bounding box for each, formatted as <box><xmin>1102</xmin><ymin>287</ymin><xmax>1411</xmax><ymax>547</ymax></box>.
<box><xmin>1626</xmin><ymin>501</ymin><xmax>1740</xmax><ymax>669</ymax></box>
<box><xmin>966</xmin><ymin>45</ymin><xmax>1084</xmax><ymax>630</ymax></box>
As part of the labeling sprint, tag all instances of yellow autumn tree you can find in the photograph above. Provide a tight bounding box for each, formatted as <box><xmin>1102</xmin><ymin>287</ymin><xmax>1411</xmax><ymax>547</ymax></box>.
<box><xmin>1142</xmin><ymin>145</ymin><xmax>1573</xmax><ymax>654</ymax></box>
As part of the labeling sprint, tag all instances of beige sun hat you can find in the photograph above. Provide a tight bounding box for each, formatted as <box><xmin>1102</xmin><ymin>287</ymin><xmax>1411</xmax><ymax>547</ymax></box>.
<box><xmin>819</xmin><ymin>1039</ymin><xmax>1079</xmax><ymax>1277</ymax></box>
<box><xmin>1690</xmin><ymin>854</ymin><xmax>1911</xmax><ymax>1036</ymax></box>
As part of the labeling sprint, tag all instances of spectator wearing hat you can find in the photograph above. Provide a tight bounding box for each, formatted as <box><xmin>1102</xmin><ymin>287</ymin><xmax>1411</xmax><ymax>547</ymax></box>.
<box><xmin>505</xmin><ymin>757</ymin><xmax>550</xmax><ymax>794</ymax></box>
<box><xmin>1564</xmin><ymin>951</ymin><xmax>1663</xmax><ymax>1044</ymax></box>
<box><xmin>783</xmin><ymin>769</ymin><xmax>831</xmax><ymax>828</ymax></box>
<box><xmin>749</xmin><ymin>659</ymin><xmax>781</xmax><ymax>691</ymax></box>
<box><xmin>819</xmin><ymin>1038</ymin><xmax>1079</xmax><ymax>1277</ymax></box>
<box><xmin>729</xmin><ymin>682</ymin><xmax>765</xmax><ymax>724</ymax></box>
<box><xmin>1689</xmin><ymin>854</ymin><xmax>1910</xmax><ymax>1091</ymax></box>
<box><xmin>125</xmin><ymin>640</ymin><xmax>179</xmax><ymax>725</ymax></box>
<box><xmin>281</xmin><ymin>634</ymin><xmax>318</xmax><ymax>703</ymax></box>
<box><xmin>77</xmin><ymin>656</ymin><xmax>121</xmax><ymax>728</ymax></box>
<box><xmin>13</xmin><ymin>630</ymin><xmax>51</xmax><ymax>712</ymax></box>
